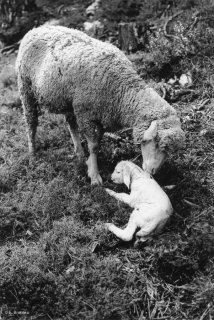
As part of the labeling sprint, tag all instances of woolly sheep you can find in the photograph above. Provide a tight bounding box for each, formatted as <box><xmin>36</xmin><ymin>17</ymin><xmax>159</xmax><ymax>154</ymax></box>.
<box><xmin>16</xmin><ymin>26</ymin><xmax>185</xmax><ymax>185</ymax></box>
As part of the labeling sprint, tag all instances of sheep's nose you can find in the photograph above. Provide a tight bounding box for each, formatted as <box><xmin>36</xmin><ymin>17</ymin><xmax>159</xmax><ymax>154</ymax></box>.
<box><xmin>151</xmin><ymin>168</ymin><xmax>156</xmax><ymax>175</ymax></box>
<box><xmin>142</xmin><ymin>163</ymin><xmax>155</xmax><ymax>175</ymax></box>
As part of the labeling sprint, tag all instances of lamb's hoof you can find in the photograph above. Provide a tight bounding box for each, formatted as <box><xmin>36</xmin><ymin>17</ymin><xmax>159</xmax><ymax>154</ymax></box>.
<box><xmin>105</xmin><ymin>223</ymin><xmax>113</xmax><ymax>231</ymax></box>
<box><xmin>90</xmin><ymin>174</ymin><xmax>103</xmax><ymax>185</ymax></box>
<box><xmin>134</xmin><ymin>237</ymin><xmax>149</xmax><ymax>248</ymax></box>
<box><xmin>105</xmin><ymin>188</ymin><xmax>115</xmax><ymax>196</ymax></box>
<box><xmin>134</xmin><ymin>240</ymin><xmax>140</xmax><ymax>248</ymax></box>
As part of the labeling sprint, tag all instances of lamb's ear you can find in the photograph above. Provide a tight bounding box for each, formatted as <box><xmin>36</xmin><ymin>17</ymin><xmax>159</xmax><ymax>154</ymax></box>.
<box><xmin>143</xmin><ymin>121</ymin><xmax>158</xmax><ymax>141</ymax></box>
<box><xmin>123</xmin><ymin>164</ymin><xmax>131</xmax><ymax>189</ymax></box>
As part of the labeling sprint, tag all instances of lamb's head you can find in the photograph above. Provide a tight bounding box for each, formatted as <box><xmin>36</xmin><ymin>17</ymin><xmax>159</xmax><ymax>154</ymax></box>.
<box><xmin>134</xmin><ymin>116</ymin><xmax>185</xmax><ymax>175</ymax></box>
<box><xmin>111</xmin><ymin>161</ymin><xmax>133</xmax><ymax>188</ymax></box>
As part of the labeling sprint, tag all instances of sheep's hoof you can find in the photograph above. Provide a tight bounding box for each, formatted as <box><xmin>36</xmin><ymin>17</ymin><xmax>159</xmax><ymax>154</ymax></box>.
<box><xmin>28</xmin><ymin>149</ymin><xmax>36</xmax><ymax>159</ymax></box>
<box><xmin>28</xmin><ymin>153</ymin><xmax>36</xmax><ymax>165</ymax></box>
<box><xmin>90</xmin><ymin>174</ymin><xmax>103</xmax><ymax>185</ymax></box>
<box><xmin>68</xmin><ymin>153</ymin><xmax>84</xmax><ymax>162</ymax></box>
<box><xmin>28</xmin><ymin>144</ymin><xmax>36</xmax><ymax>155</ymax></box>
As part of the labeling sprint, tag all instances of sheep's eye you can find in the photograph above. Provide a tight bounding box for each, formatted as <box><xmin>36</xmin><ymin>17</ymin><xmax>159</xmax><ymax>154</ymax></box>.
<box><xmin>116</xmin><ymin>171</ymin><xmax>120</xmax><ymax>174</ymax></box>
<box><xmin>142</xmin><ymin>139</ymin><xmax>148</xmax><ymax>145</ymax></box>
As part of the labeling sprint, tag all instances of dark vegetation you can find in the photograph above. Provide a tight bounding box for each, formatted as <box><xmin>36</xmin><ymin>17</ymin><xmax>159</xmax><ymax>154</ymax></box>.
<box><xmin>0</xmin><ymin>0</ymin><xmax>214</xmax><ymax>319</ymax></box>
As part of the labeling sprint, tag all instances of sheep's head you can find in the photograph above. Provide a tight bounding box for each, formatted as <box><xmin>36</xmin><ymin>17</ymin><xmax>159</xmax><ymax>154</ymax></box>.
<box><xmin>140</xmin><ymin>121</ymin><xmax>166</xmax><ymax>175</ymax></box>
<box><xmin>134</xmin><ymin>117</ymin><xmax>185</xmax><ymax>175</ymax></box>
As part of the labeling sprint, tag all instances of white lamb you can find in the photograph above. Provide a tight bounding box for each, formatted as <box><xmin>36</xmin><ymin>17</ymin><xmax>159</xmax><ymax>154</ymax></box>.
<box><xmin>105</xmin><ymin>161</ymin><xmax>173</xmax><ymax>245</ymax></box>
<box><xmin>16</xmin><ymin>26</ymin><xmax>185</xmax><ymax>185</ymax></box>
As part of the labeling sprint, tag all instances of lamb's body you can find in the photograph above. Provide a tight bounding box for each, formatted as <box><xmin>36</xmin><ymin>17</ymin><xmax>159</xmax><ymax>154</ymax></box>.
<box><xmin>16</xmin><ymin>26</ymin><xmax>185</xmax><ymax>184</ymax></box>
<box><xmin>105</xmin><ymin>161</ymin><xmax>173</xmax><ymax>245</ymax></box>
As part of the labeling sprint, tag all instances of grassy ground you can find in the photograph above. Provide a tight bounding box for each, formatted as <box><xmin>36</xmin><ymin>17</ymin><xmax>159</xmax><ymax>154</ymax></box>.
<box><xmin>0</xmin><ymin>36</ymin><xmax>214</xmax><ymax>320</ymax></box>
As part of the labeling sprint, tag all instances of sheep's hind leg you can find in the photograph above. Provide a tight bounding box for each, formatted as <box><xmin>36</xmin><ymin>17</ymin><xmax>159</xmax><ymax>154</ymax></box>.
<box><xmin>21</xmin><ymin>90</ymin><xmax>38</xmax><ymax>155</ymax></box>
<box><xmin>65</xmin><ymin>113</ymin><xmax>84</xmax><ymax>160</ymax></box>
<box><xmin>84</xmin><ymin>123</ymin><xmax>103</xmax><ymax>185</ymax></box>
<box><xmin>134</xmin><ymin>219</ymin><xmax>159</xmax><ymax>247</ymax></box>
<box><xmin>106</xmin><ymin>215</ymin><xmax>137</xmax><ymax>241</ymax></box>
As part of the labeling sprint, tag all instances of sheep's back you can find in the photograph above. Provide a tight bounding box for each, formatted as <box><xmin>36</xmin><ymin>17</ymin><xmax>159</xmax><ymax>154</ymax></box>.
<box><xmin>16</xmin><ymin>26</ymin><xmax>139</xmax><ymax>122</ymax></box>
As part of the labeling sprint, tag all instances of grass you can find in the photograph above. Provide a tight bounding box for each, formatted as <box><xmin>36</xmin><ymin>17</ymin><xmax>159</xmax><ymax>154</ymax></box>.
<box><xmin>0</xmin><ymin>40</ymin><xmax>214</xmax><ymax>320</ymax></box>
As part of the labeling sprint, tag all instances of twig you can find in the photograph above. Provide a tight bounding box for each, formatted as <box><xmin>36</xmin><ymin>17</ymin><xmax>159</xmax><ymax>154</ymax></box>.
<box><xmin>196</xmin><ymin>156</ymin><xmax>208</xmax><ymax>169</ymax></box>
<box><xmin>174</xmin><ymin>88</ymin><xmax>195</xmax><ymax>96</ymax></box>
<box><xmin>173</xmin><ymin>211</ymin><xmax>184</xmax><ymax>220</ymax></box>
<box><xmin>183</xmin><ymin>199</ymin><xmax>201</xmax><ymax>208</ymax></box>
<box><xmin>131</xmin><ymin>154</ymin><xmax>141</xmax><ymax>162</ymax></box>
<box><xmin>199</xmin><ymin>304</ymin><xmax>211</xmax><ymax>320</ymax></box>
<box><xmin>163</xmin><ymin>10</ymin><xmax>184</xmax><ymax>41</ymax></box>
<box><xmin>57</xmin><ymin>4</ymin><xmax>65</xmax><ymax>15</ymax></box>
<box><xmin>117</xmin><ymin>127</ymin><xmax>132</xmax><ymax>134</ymax></box>
<box><xmin>188</xmin><ymin>10</ymin><xmax>200</xmax><ymax>32</ymax></box>
<box><xmin>198</xmin><ymin>98</ymin><xmax>210</xmax><ymax>110</ymax></box>
<box><xmin>164</xmin><ymin>185</ymin><xmax>176</xmax><ymax>190</ymax></box>
<box><xmin>1</xmin><ymin>40</ymin><xmax>20</xmax><ymax>54</ymax></box>
<box><xmin>160</xmin><ymin>84</ymin><xmax>166</xmax><ymax>99</ymax></box>
<box><xmin>150</xmin><ymin>317</ymin><xmax>171</xmax><ymax>320</ymax></box>
<box><xmin>104</xmin><ymin>132</ymin><xmax>122</xmax><ymax>141</ymax></box>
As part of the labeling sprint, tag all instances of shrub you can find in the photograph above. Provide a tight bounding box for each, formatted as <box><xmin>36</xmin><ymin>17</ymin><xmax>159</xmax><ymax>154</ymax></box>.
<box><xmin>0</xmin><ymin>63</ymin><xmax>17</xmax><ymax>88</ymax></box>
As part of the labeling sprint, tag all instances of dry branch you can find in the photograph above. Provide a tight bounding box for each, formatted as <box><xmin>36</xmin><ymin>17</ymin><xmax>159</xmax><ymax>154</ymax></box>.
<box><xmin>104</xmin><ymin>132</ymin><xmax>122</xmax><ymax>141</ymax></box>
<box><xmin>163</xmin><ymin>10</ymin><xmax>183</xmax><ymax>41</ymax></box>
<box><xmin>118</xmin><ymin>22</ymin><xmax>139</xmax><ymax>53</ymax></box>
<box><xmin>1</xmin><ymin>40</ymin><xmax>20</xmax><ymax>54</ymax></box>
<box><xmin>188</xmin><ymin>10</ymin><xmax>200</xmax><ymax>32</ymax></box>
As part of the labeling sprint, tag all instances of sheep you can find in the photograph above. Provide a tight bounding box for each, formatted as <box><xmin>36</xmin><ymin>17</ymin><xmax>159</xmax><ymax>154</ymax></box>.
<box><xmin>16</xmin><ymin>25</ymin><xmax>185</xmax><ymax>185</ymax></box>
<box><xmin>105</xmin><ymin>161</ymin><xmax>173</xmax><ymax>245</ymax></box>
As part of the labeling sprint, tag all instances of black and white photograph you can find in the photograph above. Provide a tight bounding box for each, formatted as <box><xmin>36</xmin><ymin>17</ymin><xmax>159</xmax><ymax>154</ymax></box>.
<box><xmin>0</xmin><ymin>0</ymin><xmax>214</xmax><ymax>319</ymax></box>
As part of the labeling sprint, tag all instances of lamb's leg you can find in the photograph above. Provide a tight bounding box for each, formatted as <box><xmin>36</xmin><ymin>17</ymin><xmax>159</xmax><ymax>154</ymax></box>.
<box><xmin>21</xmin><ymin>90</ymin><xmax>38</xmax><ymax>155</ymax></box>
<box><xmin>84</xmin><ymin>122</ymin><xmax>104</xmax><ymax>185</ymax></box>
<box><xmin>106</xmin><ymin>214</ymin><xmax>137</xmax><ymax>241</ymax></box>
<box><xmin>105</xmin><ymin>189</ymin><xmax>132</xmax><ymax>206</ymax></box>
<box><xmin>134</xmin><ymin>219</ymin><xmax>160</xmax><ymax>246</ymax></box>
<box><xmin>65</xmin><ymin>113</ymin><xmax>84</xmax><ymax>160</ymax></box>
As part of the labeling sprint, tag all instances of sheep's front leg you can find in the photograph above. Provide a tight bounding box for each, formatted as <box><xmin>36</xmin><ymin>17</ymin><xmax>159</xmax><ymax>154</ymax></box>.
<box><xmin>105</xmin><ymin>189</ymin><xmax>132</xmax><ymax>206</ymax></box>
<box><xmin>84</xmin><ymin>123</ymin><xmax>103</xmax><ymax>185</ymax></box>
<box><xmin>85</xmin><ymin>137</ymin><xmax>102</xmax><ymax>185</ymax></box>
<box><xmin>65</xmin><ymin>113</ymin><xmax>84</xmax><ymax>160</ymax></box>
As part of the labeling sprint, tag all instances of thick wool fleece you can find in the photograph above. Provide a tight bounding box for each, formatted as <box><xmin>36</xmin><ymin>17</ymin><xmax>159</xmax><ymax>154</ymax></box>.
<box><xmin>16</xmin><ymin>26</ymin><xmax>184</xmax><ymax>149</ymax></box>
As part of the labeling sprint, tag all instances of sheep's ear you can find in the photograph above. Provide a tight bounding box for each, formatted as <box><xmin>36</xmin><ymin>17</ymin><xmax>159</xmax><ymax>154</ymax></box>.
<box><xmin>143</xmin><ymin>121</ymin><xmax>158</xmax><ymax>141</ymax></box>
<box><xmin>123</xmin><ymin>164</ymin><xmax>131</xmax><ymax>189</ymax></box>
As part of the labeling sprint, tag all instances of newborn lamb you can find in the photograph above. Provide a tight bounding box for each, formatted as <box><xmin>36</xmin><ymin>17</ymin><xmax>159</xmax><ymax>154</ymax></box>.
<box><xmin>105</xmin><ymin>161</ymin><xmax>173</xmax><ymax>245</ymax></box>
